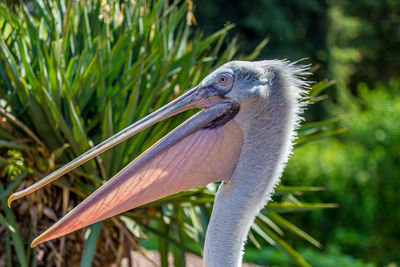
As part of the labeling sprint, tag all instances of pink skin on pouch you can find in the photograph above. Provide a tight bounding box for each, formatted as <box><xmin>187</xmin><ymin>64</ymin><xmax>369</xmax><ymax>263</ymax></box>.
<box><xmin>34</xmin><ymin>119</ymin><xmax>243</xmax><ymax>245</ymax></box>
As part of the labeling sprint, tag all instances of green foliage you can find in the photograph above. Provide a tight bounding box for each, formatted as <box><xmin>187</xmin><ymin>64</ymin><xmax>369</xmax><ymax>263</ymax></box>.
<box><xmin>283</xmin><ymin>80</ymin><xmax>400</xmax><ymax>265</ymax></box>
<box><xmin>193</xmin><ymin>2</ymin><xmax>400</xmax><ymax>264</ymax></box>
<box><xmin>194</xmin><ymin>0</ymin><xmax>400</xmax><ymax>101</ymax></box>
<box><xmin>0</xmin><ymin>0</ymin><xmax>338</xmax><ymax>266</ymax></box>
<box><xmin>245</xmin><ymin>246</ymin><xmax>375</xmax><ymax>267</ymax></box>
<box><xmin>0</xmin><ymin>0</ymin><xmax>243</xmax><ymax>265</ymax></box>
<box><xmin>194</xmin><ymin>0</ymin><xmax>330</xmax><ymax>79</ymax></box>
<box><xmin>327</xmin><ymin>0</ymin><xmax>400</xmax><ymax>94</ymax></box>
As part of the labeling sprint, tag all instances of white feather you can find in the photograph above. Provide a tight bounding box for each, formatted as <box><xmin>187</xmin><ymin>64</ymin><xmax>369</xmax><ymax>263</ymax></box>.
<box><xmin>203</xmin><ymin>60</ymin><xmax>310</xmax><ymax>267</ymax></box>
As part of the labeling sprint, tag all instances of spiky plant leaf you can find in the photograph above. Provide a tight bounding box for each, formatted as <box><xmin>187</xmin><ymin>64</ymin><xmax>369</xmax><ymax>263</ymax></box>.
<box><xmin>0</xmin><ymin>0</ymin><xmax>338</xmax><ymax>266</ymax></box>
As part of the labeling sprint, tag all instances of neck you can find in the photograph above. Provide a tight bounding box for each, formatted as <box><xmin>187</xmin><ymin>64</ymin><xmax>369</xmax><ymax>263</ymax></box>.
<box><xmin>203</xmin><ymin>93</ymin><xmax>301</xmax><ymax>267</ymax></box>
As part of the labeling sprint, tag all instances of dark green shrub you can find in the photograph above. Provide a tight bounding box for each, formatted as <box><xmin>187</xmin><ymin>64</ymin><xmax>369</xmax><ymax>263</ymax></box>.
<box><xmin>284</xmin><ymin>80</ymin><xmax>400</xmax><ymax>265</ymax></box>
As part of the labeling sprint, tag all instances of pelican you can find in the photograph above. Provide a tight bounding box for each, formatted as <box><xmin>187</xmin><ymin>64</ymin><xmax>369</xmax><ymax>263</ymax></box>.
<box><xmin>8</xmin><ymin>60</ymin><xmax>309</xmax><ymax>267</ymax></box>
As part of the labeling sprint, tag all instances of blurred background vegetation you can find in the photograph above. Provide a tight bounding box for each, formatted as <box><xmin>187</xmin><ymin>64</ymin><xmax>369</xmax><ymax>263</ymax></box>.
<box><xmin>0</xmin><ymin>0</ymin><xmax>399</xmax><ymax>266</ymax></box>
<box><xmin>194</xmin><ymin>0</ymin><xmax>400</xmax><ymax>266</ymax></box>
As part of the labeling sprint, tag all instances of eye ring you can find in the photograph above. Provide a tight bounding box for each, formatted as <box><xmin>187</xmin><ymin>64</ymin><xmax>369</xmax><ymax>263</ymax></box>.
<box><xmin>213</xmin><ymin>73</ymin><xmax>234</xmax><ymax>92</ymax></box>
<box><xmin>217</xmin><ymin>74</ymin><xmax>229</xmax><ymax>85</ymax></box>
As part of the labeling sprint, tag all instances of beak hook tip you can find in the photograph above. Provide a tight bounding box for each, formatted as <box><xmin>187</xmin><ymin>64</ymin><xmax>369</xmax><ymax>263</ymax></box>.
<box><xmin>7</xmin><ymin>193</ymin><xmax>16</xmax><ymax>208</ymax></box>
<box><xmin>31</xmin><ymin>236</ymin><xmax>43</xmax><ymax>248</ymax></box>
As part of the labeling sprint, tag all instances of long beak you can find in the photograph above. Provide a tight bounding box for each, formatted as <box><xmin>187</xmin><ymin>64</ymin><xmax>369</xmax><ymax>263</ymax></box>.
<box><xmin>8</xmin><ymin>86</ymin><xmax>219</xmax><ymax>206</ymax></box>
<box><xmin>8</xmin><ymin>86</ymin><xmax>244</xmax><ymax>247</ymax></box>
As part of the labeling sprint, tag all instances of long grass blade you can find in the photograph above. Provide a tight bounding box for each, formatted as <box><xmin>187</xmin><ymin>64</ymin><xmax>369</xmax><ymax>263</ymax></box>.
<box><xmin>80</xmin><ymin>222</ymin><xmax>102</xmax><ymax>267</ymax></box>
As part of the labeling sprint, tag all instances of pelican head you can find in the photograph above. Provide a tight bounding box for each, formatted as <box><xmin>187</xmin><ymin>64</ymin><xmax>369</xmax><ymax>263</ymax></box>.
<box><xmin>9</xmin><ymin>60</ymin><xmax>309</xmax><ymax>266</ymax></box>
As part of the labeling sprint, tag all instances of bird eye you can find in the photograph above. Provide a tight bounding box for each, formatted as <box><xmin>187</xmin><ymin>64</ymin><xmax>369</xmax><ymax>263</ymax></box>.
<box><xmin>216</xmin><ymin>74</ymin><xmax>232</xmax><ymax>86</ymax></box>
<box><xmin>213</xmin><ymin>73</ymin><xmax>234</xmax><ymax>93</ymax></box>
<box><xmin>218</xmin><ymin>75</ymin><xmax>228</xmax><ymax>84</ymax></box>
